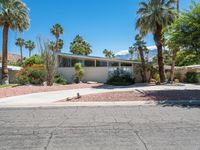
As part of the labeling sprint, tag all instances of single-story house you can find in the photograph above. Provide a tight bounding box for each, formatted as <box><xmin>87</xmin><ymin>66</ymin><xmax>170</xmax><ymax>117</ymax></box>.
<box><xmin>56</xmin><ymin>53</ymin><xmax>145</xmax><ymax>83</ymax></box>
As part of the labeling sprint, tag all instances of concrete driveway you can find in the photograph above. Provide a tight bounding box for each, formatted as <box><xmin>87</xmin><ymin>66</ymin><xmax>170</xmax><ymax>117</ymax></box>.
<box><xmin>0</xmin><ymin>105</ymin><xmax>200</xmax><ymax>150</ymax></box>
<box><xmin>0</xmin><ymin>84</ymin><xmax>199</xmax><ymax>107</ymax></box>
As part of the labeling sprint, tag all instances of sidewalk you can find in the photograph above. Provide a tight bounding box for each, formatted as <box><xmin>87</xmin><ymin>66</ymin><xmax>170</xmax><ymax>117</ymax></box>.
<box><xmin>0</xmin><ymin>84</ymin><xmax>199</xmax><ymax>107</ymax></box>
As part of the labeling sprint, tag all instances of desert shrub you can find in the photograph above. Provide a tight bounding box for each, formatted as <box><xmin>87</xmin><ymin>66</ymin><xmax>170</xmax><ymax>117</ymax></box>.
<box><xmin>54</xmin><ymin>74</ymin><xmax>68</xmax><ymax>85</ymax></box>
<box><xmin>16</xmin><ymin>68</ymin><xmax>46</xmax><ymax>85</ymax></box>
<box><xmin>24</xmin><ymin>55</ymin><xmax>44</xmax><ymax>67</ymax></box>
<box><xmin>28</xmin><ymin>69</ymin><xmax>46</xmax><ymax>85</ymax></box>
<box><xmin>149</xmin><ymin>66</ymin><xmax>160</xmax><ymax>83</ymax></box>
<box><xmin>107</xmin><ymin>69</ymin><xmax>135</xmax><ymax>86</ymax></box>
<box><xmin>186</xmin><ymin>72</ymin><xmax>200</xmax><ymax>83</ymax></box>
<box><xmin>16</xmin><ymin>68</ymin><xmax>29</xmax><ymax>85</ymax></box>
<box><xmin>74</xmin><ymin>63</ymin><xmax>84</xmax><ymax>83</ymax></box>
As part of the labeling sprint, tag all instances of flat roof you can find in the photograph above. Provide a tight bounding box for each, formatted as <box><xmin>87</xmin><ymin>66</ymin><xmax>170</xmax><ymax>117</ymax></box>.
<box><xmin>57</xmin><ymin>52</ymin><xmax>140</xmax><ymax>64</ymax></box>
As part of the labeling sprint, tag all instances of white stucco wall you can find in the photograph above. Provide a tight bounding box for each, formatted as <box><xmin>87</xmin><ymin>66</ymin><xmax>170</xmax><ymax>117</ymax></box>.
<box><xmin>57</xmin><ymin>67</ymin><xmax>109</xmax><ymax>83</ymax></box>
<box><xmin>57</xmin><ymin>66</ymin><xmax>136</xmax><ymax>83</ymax></box>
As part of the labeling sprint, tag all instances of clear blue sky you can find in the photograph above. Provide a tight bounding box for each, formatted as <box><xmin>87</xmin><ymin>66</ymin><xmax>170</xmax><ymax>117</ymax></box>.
<box><xmin>0</xmin><ymin>0</ymin><xmax>193</xmax><ymax>57</ymax></box>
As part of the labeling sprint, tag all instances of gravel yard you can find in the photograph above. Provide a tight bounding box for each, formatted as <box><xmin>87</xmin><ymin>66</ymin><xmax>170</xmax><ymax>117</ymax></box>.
<box><xmin>0</xmin><ymin>83</ymin><xmax>103</xmax><ymax>98</ymax></box>
<box><xmin>62</xmin><ymin>90</ymin><xmax>200</xmax><ymax>102</ymax></box>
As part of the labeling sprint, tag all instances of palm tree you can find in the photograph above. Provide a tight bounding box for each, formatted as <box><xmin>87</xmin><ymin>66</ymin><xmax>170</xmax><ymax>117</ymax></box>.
<box><xmin>0</xmin><ymin>0</ymin><xmax>29</xmax><ymax>84</ymax></box>
<box><xmin>103</xmin><ymin>49</ymin><xmax>115</xmax><ymax>58</ymax></box>
<box><xmin>129</xmin><ymin>47</ymin><xmax>134</xmax><ymax>60</ymax></box>
<box><xmin>48</xmin><ymin>41</ymin><xmax>56</xmax><ymax>51</ymax></box>
<box><xmin>136</xmin><ymin>0</ymin><xmax>177</xmax><ymax>83</ymax></box>
<box><xmin>25</xmin><ymin>40</ymin><xmax>35</xmax><ymax>57</ymax></box>
<box><xmin>15</xmin><ymin>38</ymin><xmax>25</xmax><ymax>62</ymax></box>
<box><xmin>50</xmin><ymin>24</ymin><xmax>64</xmax><ymax>52</ymax></box>
<box><xmin>133</xmin><ymin>34</ymin><xmax>149</xmax><ymax>82</ymax></box>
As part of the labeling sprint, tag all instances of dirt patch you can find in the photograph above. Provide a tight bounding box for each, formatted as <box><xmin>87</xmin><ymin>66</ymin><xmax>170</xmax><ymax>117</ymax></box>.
<box><xmin>60</xmin><ymin>90</ymin><xmax>200</xmax><ymax>102</ymax></box>
<box><xmin>0</xmin><ymin>83</ymin><xmax>103</xmax><ymax>98</ymax></box>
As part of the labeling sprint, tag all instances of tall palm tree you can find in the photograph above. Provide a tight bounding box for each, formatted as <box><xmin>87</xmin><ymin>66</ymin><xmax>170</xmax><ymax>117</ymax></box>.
<box><xmin>136</xmin><ymin>0</ymin><xmax>177</xmax><ymax>83</ymax></box>
<box><xmin>129</xmin><ymin>47</ymin><xmax>134</xmax><ymax>60</ymax></box>
<box><xmin>133</xmin><ymin>34</ymin><xmax>149</xmax><ymax>82</ymax></box>
<box><xmin>25</xmin><ymin>40</ymin><xmax>35</xmax><ymax>57</ymax></box>
<box><xmin>15</xmin><ymin>38</ymin><xmax>25</xmax><ymax>62</ymax></box>
<box><xmin>103</xmin><ymin>49</ymin><xmax>114</xmax><ymax>58</ymax></box>
<box><xmin>48</xmin><ymin>41</ymin><xmax>56</xmax><ymax>51</ymax></box>
<box><xmin>0</xmin><ymin>0</ymin><xmax>29</xmax><ymax>84</ymax></box>
<box><xmin>50</xmin><ymin>24</ymin><xmax>64</xmax><ymax>52</ymax></box>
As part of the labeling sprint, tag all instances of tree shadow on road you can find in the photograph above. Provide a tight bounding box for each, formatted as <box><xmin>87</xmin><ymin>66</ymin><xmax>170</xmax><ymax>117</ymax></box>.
<box><xmin>143</xmin><ymin>90</ymin><xmax>200</xmax><ymax>108</ymax></box>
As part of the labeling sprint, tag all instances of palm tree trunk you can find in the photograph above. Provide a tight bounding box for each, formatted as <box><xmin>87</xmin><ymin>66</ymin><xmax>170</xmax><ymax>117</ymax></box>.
<box><xmin>56</xmin><ymin>36</ymin><xmax>59</xmax><ymax>52</ymax></box>
<box><xmin>139</xmin><ymin>48</ymin><xmax>147</xmax><ymax>82</ymax></box>
<box><xmin>154</xmin><ymin>26</ymin><xmax>165</xmax><ymax>83</ymax></box>
<box><xmin>1</xmin><ymin>23</ymin><xmax>9</xmax><ymax>85</ymax></box>
<box><xmin>20</xmin><ymin>46</ymin><xmax>23</xmax><ymax>62</ymax></box>
<box><xmin>29</xmin><ymin>50</ymin><xmax>31</xmax><ymax>57</ymax></box>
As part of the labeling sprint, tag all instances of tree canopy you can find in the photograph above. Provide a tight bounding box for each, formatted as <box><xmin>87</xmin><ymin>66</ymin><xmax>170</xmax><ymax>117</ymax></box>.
<box><xmin>167</xmin><ymin>2</ymin><xmax>200</xmax><ymax>55</ymax></box>
<box><xmin>103</xmin><ymin>49</ymin><xmax>115</xmax><ymax>58</ymax></box>
<box><xmin>70</xmin><ymin>35</ymin><xmax>92</xmax><ymax>55</ymax></box>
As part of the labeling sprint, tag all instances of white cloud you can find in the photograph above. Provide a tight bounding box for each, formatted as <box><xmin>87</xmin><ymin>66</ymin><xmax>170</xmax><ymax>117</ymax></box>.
<box><xmin>116</xmin><ymin>45</ymin><xmax>157</xmax><ymax>56</ymax></box>
<box><xmin>115</xmin><ymin>50</ymin><xmax>129</xmax><ymax>56</ymax></box>
<box><xmin>147</xmin><ymin>45</ymin><xmax>157</xmax><ymax>50</ymax></box>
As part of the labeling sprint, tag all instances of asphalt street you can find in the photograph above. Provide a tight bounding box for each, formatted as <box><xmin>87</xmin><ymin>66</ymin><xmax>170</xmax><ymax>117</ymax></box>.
<box><xmin>0</xmin><ymin>105</ymin><xmax>200</xmax><ymax>150</ymax></box>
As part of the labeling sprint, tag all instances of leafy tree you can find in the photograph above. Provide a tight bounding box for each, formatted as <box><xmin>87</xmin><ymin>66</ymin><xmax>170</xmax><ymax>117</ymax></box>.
<box><xmin>25</xmin><ymin>40</ymin><xmax>35</xmax><ymax>57</ymax></box>
<box><xmin>167</xmin><ymin>2</ymin><xmax>200</xmax><ymax>55</ymax></box>
<box><xmin>0</xmin><ymin>0</ymin><xmax>30</xmax><ymax>84</ymax></box>
<box><xmin>70</xmin><ymin>35</ymin><xmax>92</xmax><ymax>55</ymax></box>
<box><xmin>50</xmin><ymin>24</ymin><xmax>64</xmax><ymax>52</ymax></box>
<box><xmin>166</xmin><ymin>1</ymin><xmax>200</xmax><ymax>82</ymax></box>
<box><xmin>103</xmin><ymin>49</ymin><xmax>115</xmax><ymax>58</ymax></box>
<box><xmin>15</xmin><ymin>38</ymin><xmax>25</xmax><ymax>62</ymax></box>
<box><xmin>136</xmin><ymin>0</ymin><xmax>177</xmax><ymax>83</ymax></box>
<box><xmin>175</xmin><ymin>51</ymin><xmax>200</xmax><ymax>66</ymax></box>
<box><xmin>130</xmin><ymin>34</ymin><xmax>149</xmax><ymax>82</ymax></box>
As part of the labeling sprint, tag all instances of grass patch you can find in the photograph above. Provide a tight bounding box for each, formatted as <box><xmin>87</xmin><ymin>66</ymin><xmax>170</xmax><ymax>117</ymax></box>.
<box><xmin>0</xmin><ymin>84</ymin><xmax>18</xmax><ymax>88</ymax></box>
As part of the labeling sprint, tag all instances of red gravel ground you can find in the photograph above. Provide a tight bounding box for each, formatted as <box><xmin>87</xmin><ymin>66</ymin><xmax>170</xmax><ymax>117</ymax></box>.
<box><xmin>62</xmin><ymin>90</ymin><xmax>200</xmax><ymax>102</ymax></box>
<box><xmin>0</xmin><ymin>83</ymin><xmax>103</xmax><ymax>98</ymax></box>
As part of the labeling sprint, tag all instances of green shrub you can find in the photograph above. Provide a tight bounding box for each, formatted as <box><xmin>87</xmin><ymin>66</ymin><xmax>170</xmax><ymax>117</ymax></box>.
<box><xmin>16</xmin><ymin>68</ymin><xmax>46</xmax><ymax>85</ymax></box>
<box><xmin>28</xmin><ymin>70</ymin><xmax>46</xmax><ymax>85</ymax></box>
<box><xmin>54</xmin><ymin>74</ymin><xmax>68</xmax><ymax>85</ymax></box>
<box><xmin>16</xmin><ymin>68</ymin><xmax>29</xmax><ymax>85</ymax></box>
<box><xmin>107</xmin><ymin>69</ymin><xmax>135</xmax><ymax>86</ymax></box>
<box><xmin>186</xmin><ymin>72</ymin><xmax>200</xmax><ymax>83</ymax></box>
<box><xmin>74</xmin><ymin>63</ymin><xmax>84</xmax><ymax>83</ymax></box>
<box><xmin>24</xmin><ymin>55</ymin><xmax>44</xmax><ymax>67</ymax></box>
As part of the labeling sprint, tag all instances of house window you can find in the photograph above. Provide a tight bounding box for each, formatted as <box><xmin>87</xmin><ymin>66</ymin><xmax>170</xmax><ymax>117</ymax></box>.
<box><xmin>96</xmin><ymin>60</ymin><xmax>107</xmax><ymax>67</ymax></box>
<box><xmin>71</xmin><ymin>58</ymin><xmax>84</xmax><ymax>67</ymax></box>
<box><xmin>121</xmin><ymin>62</ymin><xmax>132</xmax><ymax>67</ymax></box>
<box><xmin>109</xmin><ymin>61</ymin><xmax>119</xmax><ymax>67</ymax></box>
<box><xmin>59</xmin><ymin>56</ymin><xmax>71</xmax><ymax>67</ymax></box>
<box><xmin>84</xmin><ymin>59</ymin><xmax>95</xmax><ymax>67</ymax></box>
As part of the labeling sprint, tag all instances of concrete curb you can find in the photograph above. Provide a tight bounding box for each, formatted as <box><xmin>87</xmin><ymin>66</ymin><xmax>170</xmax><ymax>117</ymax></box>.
<box><xmin>0</xmin><ymin>100</ymin><xmax>200</xmax><ymax>108</ymax></box>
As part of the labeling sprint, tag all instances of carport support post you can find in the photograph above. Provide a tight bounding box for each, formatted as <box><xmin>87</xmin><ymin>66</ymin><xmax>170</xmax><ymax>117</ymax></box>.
<box><xmin>95</xmin><ymin>60</ymin><xmax>97</xmax><ymax>67</ymax></box>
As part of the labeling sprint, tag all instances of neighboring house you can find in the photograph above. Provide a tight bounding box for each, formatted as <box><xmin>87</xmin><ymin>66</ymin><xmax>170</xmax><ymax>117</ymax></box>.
<box><xmin>57</xmin><ymin>53</ymin><xmax>145</xmax><ymax>83</ymax></box>
<box><xmin>0</xmin><ymin>63</ymin><xmax>22</xmax><ymax>83</ymax></box>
